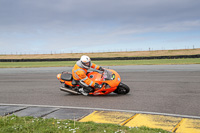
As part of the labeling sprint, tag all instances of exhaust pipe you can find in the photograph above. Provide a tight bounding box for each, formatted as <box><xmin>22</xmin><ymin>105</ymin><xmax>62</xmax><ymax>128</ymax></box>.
<box><xmin>60</xmin><ymin>87</ymin><xmax>81</xmax><ymax>95</ymax></box>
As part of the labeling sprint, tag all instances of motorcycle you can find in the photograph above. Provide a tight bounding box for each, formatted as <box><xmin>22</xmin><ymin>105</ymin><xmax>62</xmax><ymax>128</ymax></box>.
<box><xmin>57</xmin><ymin>68</ymin><xmax>130</xmax><ymax>96</ymax></box>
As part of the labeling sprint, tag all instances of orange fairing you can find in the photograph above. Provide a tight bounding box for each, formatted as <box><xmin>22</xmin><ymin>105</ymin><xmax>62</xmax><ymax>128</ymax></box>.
<box><xmin>64</xmin><ymin>81</ymin><xmax>75</xmax><ymax>87</ymax></box>
<box><xmin>87</xmin><ymin>69</ymin><xmax>121</xmax><ymax>87</ymax></box>
<box><xmin>87</xmin><ymin>69</ymin><xmax>121</xmax><ymax>95</ymax></box>
<box><xmin>87</xmin><ymin>72</ymin><xmax>102</xmax><ymax>84</ymax></box>
<box><xmin>104</xmin><ymin>69</ymin><xmax>121</xmax><ymax>87</ymax></box>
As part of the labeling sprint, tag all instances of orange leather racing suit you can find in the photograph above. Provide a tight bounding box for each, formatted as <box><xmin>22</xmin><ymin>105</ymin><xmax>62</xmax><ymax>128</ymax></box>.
<box><xmin>72</xmin><ymin>60</ymin><xmax>101</xmax><ymax>87</ymax></box>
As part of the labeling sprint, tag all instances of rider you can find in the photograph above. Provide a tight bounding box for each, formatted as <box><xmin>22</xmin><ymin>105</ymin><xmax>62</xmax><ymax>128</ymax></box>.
<box><xmin>72</xmin><ymin>55</ymin><xmax>104</xmax><ymax>95</ymax></box>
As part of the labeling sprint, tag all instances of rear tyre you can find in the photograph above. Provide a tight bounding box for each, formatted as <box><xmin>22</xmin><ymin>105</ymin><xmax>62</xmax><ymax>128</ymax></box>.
<box><xmin>114</xmin><ymin>83</ymin><xmax>130</xmax><ymax>94</ymax></box>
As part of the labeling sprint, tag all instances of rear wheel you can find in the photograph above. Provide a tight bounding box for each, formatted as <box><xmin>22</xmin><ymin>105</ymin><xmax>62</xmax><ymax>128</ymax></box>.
<box><xmin>114</xmin><ymin>83</ymin><xmax>130</xmax><ymax>94</ymax></box>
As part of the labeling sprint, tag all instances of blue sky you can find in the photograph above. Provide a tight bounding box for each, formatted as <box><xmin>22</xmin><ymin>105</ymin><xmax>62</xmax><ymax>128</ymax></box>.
<box><xmin>0</xmin><ymin>0</ymin><xmax>200</xmax><ymax>54</ymax></box>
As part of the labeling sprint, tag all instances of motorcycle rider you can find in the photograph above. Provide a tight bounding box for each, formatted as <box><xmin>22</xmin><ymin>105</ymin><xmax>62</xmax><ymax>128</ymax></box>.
<box><xmin>72</xmin><ymin>55</ymin><xmax>104</xmax><ymax>95</ymax></box>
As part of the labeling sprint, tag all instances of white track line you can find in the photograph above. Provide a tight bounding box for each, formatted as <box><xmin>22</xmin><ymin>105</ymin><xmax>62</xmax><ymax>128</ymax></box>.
<box><xmin>1</xmin><ymin>103</ymin><xmax>200</xmax><ymax>119</ymax></box>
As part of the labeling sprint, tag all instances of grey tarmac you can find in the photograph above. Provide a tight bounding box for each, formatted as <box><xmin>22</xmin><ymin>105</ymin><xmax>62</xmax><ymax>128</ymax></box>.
<box><xmin>0</xmin><ymin>64</ymin><xmax>200</xmax><ymax>117</ymax></box>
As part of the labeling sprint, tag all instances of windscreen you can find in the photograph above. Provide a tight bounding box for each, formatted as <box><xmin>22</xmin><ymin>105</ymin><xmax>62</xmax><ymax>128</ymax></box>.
<box><xmin>102</xmin><ymin>70</ymin><xmax>115</xmax><ymax>80</ymax></box>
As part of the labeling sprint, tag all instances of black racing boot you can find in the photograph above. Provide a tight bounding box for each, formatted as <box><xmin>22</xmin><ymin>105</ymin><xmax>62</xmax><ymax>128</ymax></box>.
<box><xmin>79</xmin><ymin>87</ymin><xmax>94</xmax><ymax>96</ymax></box>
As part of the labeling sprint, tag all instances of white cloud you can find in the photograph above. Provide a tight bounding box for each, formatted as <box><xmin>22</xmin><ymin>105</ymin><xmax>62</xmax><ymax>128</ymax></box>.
<box><xmin>0</xmin><ymin>0</ymin><xmax>200</xmax><ymax>53</ymax></box>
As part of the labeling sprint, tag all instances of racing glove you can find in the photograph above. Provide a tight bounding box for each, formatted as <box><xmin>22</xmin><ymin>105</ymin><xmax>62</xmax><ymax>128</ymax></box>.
<box><xmin>99</xmin><ymin>67</ymin><xmax>105</xmax><ymax>71</ymax></box>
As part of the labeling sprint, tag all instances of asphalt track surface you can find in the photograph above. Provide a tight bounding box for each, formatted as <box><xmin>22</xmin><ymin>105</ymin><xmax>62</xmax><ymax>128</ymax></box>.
<box><xmin>0</xmin><ymin>65</ymin><xmax>200</xmax><ymax>117</ymax></box>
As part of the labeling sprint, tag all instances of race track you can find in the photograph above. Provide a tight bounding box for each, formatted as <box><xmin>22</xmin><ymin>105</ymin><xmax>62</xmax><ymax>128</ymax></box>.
<box><xmin>0</xmin><ymin>65</ymin><xmax>200</xmax><ymax>116</ymax></box>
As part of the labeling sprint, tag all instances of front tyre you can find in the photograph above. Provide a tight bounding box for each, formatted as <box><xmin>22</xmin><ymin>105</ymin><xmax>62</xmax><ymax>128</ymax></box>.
<box><xmin>114</xmin><ymin>83</ymin><xmax>130</xmax><ymax>94</ymax></box>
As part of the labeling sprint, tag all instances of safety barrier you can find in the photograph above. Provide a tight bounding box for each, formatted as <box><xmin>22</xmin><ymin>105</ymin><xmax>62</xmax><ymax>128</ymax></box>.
<box><xmin>0</xmin><ymin>54</ymin><xmax>200</xmax><ymax>62</ymax></box>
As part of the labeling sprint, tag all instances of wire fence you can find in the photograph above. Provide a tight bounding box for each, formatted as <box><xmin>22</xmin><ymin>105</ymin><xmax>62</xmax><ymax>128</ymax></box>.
<box><xmin>0</xmin><ymin>46</ymin><xmax>198</xmax><ymax>55</ymax></box>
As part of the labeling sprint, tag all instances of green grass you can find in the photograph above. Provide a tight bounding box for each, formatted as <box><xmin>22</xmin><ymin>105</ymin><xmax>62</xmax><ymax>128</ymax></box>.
<box><xmin>0</xmin><ymin>58</ymin><xmax>200</xmax><ymax>68</ymax></box>
<box><xmin>0</xmin><ymin>115</ymin><xmax>170</xmax><ymax>133</ymax></box>
<box><xmin>93</xmin><ymin>58</ymin><xmax>200</xmax><ymax>66</ymax></box>
<box><xmin>0</xmin><ymin>61</ymin><xmax>76</xmax><ymax>68</ymax></box>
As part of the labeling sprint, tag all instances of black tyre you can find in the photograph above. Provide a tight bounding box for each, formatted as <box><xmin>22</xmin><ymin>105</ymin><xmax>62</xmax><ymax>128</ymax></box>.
<box><xmin>114</xmin><ymin>83</ymin><xmax>130</xmax><ymax>94</ymax></box>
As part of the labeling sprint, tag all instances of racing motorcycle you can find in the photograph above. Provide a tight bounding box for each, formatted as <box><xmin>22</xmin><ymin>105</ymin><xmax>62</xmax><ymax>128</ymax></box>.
<box><xmin>57</xmin><ymin>68</ymin><xmax>130</xmax><ymax>96</ymax></box>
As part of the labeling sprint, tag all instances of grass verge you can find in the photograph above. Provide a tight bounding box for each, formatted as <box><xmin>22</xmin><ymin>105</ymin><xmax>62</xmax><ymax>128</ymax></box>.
<box><xmin>0</xmin><ymin>115</ymin><xmax>170</xmax><ymax>133</ymax></box>
<box><xmin>0</xmin><ymin>58</ymin><xmax>200</xmax><ymax>68</ymax></box>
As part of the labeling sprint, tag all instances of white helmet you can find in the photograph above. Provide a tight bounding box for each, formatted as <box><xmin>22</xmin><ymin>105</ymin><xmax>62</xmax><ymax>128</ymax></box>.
<box><xmin>80</xmin><ymin>55</ymin><xmax>91</xmax><ymax>69</ymax></box>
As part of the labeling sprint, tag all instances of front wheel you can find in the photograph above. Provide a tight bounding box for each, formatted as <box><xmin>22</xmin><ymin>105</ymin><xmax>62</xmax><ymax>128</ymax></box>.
<box><xmin>114</xmin><ymin>83</ymin><xmax>130</xmax><ymax>94</ymax></box>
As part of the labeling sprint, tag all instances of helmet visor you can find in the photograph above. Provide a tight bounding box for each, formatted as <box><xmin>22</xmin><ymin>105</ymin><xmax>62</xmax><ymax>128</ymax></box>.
<box><xmin>81</xmin><ymin>61</ymin><xmax>91</xmax><ymax>67</ymax></box>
